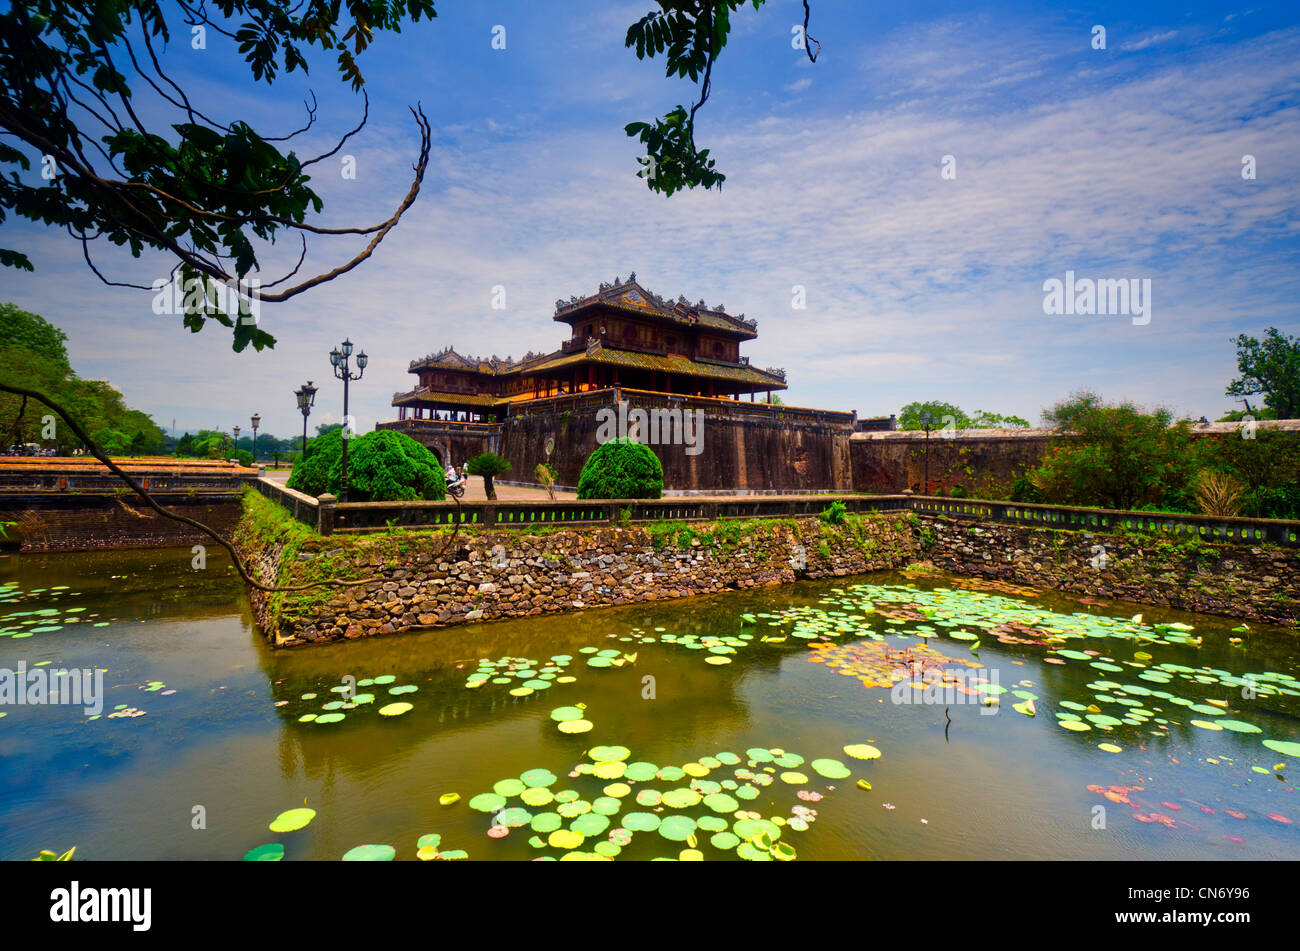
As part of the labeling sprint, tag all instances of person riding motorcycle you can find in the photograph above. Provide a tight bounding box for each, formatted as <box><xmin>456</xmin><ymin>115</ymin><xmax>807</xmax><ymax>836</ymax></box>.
<box><xmin>445</xmin><ymin>462</ymin><xmax>466</xmax><ymax>498</ymax></box>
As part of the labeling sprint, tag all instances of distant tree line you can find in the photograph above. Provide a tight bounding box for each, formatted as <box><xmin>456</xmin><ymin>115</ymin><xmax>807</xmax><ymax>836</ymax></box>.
<box><xmin>0</xmin><ymin>303</ymin><xmax>165</xmax><ymax>454</ymax></box>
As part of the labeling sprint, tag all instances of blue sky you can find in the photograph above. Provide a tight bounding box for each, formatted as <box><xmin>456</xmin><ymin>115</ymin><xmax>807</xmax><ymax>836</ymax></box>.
<box><xmin>2</xmin><ymin>0</ymin><xmax>1298</xmax><ymax>441</ymax></box>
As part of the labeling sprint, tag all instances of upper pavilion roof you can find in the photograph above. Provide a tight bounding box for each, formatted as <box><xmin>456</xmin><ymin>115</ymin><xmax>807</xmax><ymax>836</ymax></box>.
<box><xmin>553</xmin><ymin>274</ymin><xmax>759</xmax><ymax>339</ymax></box>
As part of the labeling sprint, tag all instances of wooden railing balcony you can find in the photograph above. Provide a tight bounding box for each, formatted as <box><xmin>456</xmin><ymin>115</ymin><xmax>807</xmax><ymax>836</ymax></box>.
<box><xmin>379</xmin><ymin>418</ymin><xmax>501</xmax><ymax>436</ymax></box>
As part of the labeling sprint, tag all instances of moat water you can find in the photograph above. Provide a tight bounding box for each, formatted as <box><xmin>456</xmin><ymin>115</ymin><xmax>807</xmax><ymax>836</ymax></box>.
<box><xmin>1</xmin><ymin>547</ymin><xmax>1297</xmax><ymax>861</ymax></box>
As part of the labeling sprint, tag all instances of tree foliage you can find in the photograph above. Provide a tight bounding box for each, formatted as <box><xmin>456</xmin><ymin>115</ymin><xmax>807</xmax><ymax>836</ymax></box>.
<box><xmin>898</xmin><ymin>401</ymin><xmax>969</xmax><ymax>430</ymax></box>
<box><xmin>176</xmin><ymin>429</ymin><xmax>233</xmax><ymax>458</ymax></box>
<box><xmin>465</xmin><ymin>451</ymin><xmax>511</xmax><ymax>500</ymax></box>
<box><xmin>3</xmin><ymin>0</ymin><xmax>809</xmax><ymax>349</ymax></box>
<box><xmin>0</xmin><ymin>0</ymin><xmax>436</xmax><ymax>350</ymax></box>
<box><xmin>0</xmin><ymin>303</ymin><xmax>165</xmax><ymax>453</ymax></box>
<box><xmin>898</xmin><ymin>401</ymin><xmax>1031</xmax><ymax>431</ymax></box>
<box><xmin>1029</xmin><ymin>393</ymin><xmax>1196</xmax><ymax>511</ymax></box>
<box><xmin>625</xmin><ymin>0</ymin><xmax>817</xmax><ymax>196</ymax></box>
<box><xmin>0</xmin><ymin>303</ymin><xmax>71</xmax><ymax>367</ymax></box>
<box><xmin>577</xmin><ymin>438</ymin><xmax>664</xmax><ymax>500</ymax></box>
<box><xmin>1226</xmin><ymin>328</ymin><xmax>1300</xmax><ymax>419</ymax></box>
<box><xmin>1021</xmin><ymin>392</ymin><xmax>1300</xmax><ymax>518</ymax></box>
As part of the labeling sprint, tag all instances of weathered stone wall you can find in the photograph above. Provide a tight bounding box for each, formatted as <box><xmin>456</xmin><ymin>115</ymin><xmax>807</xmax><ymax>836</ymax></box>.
<box><xmin>0</xmin><ymin>497</ymin><xmax>244</xmax><ymax>552</ymax></box>
<box><xmin>244</xmin><ymin>512</ymin><xmax>918</xmax><ymax>646</ymax></box>
<box><xmin>501</xmin><ymin>409</ymin><xmax>852</xmax><ymax>493</ymax></box>
<box><xmin>851</xmin><ymin>431</ymin><xmax>1052</xmax><ymax>496</ymax></box>
<box><xmin>917</xmin><ymin>515</ymin><xmax>1300</xmax><ymax>626</ymax></box>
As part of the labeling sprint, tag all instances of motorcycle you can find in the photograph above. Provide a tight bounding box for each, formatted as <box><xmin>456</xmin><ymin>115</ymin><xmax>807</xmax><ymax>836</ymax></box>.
<box><xmin>447</xmin><ymin>479</ymin><xmax>465</xmax><ymax>499</ymax></box>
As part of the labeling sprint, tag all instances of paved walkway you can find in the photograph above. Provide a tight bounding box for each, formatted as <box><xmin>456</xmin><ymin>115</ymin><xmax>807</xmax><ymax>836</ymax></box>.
<box><xmin>259</xmin><ymin>468</ymin><xmax>574</xmax><ymax>501</ymax></box>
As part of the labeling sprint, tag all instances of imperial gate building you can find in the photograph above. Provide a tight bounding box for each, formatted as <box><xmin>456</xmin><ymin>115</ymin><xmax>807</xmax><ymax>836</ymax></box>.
<box><xmin>378</xmin><ymin>277</ymin><xmax>892</xmax><ymax>493</ymax></box>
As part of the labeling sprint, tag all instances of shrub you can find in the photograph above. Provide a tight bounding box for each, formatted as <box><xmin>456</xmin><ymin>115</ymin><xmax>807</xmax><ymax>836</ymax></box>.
<box><xmin>577</xmin><ymin>438</ymin><xmax>663</xmax><ymax>499</ymax></box>
<box><xmin>331</xmin><ymin>430</ymin><xmax>446</xmax><ymax>502</ymax></box>
<box><xmin>1242</xmin><ymin>484</ymin><xmax>1300</xmax><ymax>520</ymax></box>
<box><xmin>1026</xmin><ymin>394</ymin><xmax>1199</xmax><ymax>510</ymax></box>
<box><xmin>232</xmin><ymin>448</ymin><xmax>254</xmax><ymax>467</ymax></box>
<box><xmin>1010</xmin><ymin>474</ymin><xmax>1043</xmax><ymax>503</ymax></box>
<box><xmin>819</xmin><ymin>500</ymin><xmax>848</xmax><ymax>525</ymax></box>
<box><xmin>1194</xmin><ymin>470</ymin><xmax>1244</xmax><ymax>517</ymax></box>
<box><xmin>534</xmin><ymin>462</ymin><xmax>558</xmax><ymax>500</ymax></box>
<box><xmin>286</xmin><ymin>429</ymin><xmax>445</xmax><ymax>501</ymax></box>
<box><xmin>286</xmin><ymin>427</ymin><xmax>344</xmax><ymax>497</ymax></box>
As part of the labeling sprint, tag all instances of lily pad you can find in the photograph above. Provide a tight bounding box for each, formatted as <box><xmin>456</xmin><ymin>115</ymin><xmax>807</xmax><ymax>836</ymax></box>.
<box><xmin>269</xmin><ymin>807</ymin><xmax>316</xmax><ymax>833</ymax></box>
<box><xmin>843</xmin><ymin>744</ymin><xmax>882</xmax><ymax>760</ymax></box>
<box><xmin>243</xmin><ymin>843</ymin><xmax>285</xmax><ymax>861</ymax></box>
<box><xmin>810</xmin><ymin>758</ymin><xmax>851</xmax><ymax>779</ymax></box>
<box><xmin>342</xmin><ymin>844</ymin><xmax>396</xmax><ymax>861</ymax></box>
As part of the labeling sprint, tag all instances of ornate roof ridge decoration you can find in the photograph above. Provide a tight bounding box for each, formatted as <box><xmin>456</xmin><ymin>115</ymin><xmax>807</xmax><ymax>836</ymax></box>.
<box><xmin>555</xmin><ymin>274</ymin><xmax>758</xmax><ymax>332</ymax></box>
<box><xmin>411</xmin><ymin>346</ymin><xmax>544</xmax><ymax>373</ymax></box>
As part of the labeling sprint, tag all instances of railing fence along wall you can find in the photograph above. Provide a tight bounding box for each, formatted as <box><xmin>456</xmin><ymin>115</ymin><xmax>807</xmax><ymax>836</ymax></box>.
<box><xmin>253</xmin><ymin>478</ymin><xmax>1300</xmax><ymax>547</ymax></box>
<box><xmin>909</xmin><ymin>498</ymin><xmax>1300</xmax><ymax>547</ymax></box>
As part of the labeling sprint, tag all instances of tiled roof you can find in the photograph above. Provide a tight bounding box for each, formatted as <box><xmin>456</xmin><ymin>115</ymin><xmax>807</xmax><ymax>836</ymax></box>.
<box><xmin>553</xmin><ymin>276</ymin><xmax>758</xmax><ymax>339</ymax></box>
<box><xmin>526</xmin><ymin>346</ymin><xmax>786</xmax><ymax>387</ymax></box>
<box><xmin>392</xmin><ymin>388</ymin><xmax>506</xmax><ymax>407</ymax></box>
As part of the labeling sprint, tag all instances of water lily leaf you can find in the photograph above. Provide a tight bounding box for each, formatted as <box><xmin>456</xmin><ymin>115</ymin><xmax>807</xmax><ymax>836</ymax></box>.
<box><xmin>810</xmin><ymin>758</ymin><xmax>851</xmax><ymax>779</ymax></box>
<box><xmin>269</xmin><ymin>807</ymin><xmax>316</xmax><ymax>832</ymax></box>
<box><xmin>244</xmin><ymin>843</ymin><xmax>284</xmax><ymax>861</ymax></box>
<box><xmin>469</xmin><ymin>793</ymin><xmax>507</xmax><ymax>812</ymax></box>
<box><xmin>342</xmin><ymin>844</ymin><xmax>396</xmax><ymax>861</ymax></box>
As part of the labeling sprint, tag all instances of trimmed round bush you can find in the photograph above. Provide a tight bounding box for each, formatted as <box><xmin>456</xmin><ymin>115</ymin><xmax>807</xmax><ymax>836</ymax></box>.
<box><xmin>286</xmin><ymin>427</ymin><xmax>343</xmax><ymax>497</ymax></box>
<box><xmin>327</xmin><ymin>430</ymin><xmax>446</xmax><ymax>501</ymax></box>
<box><xmin>286</xmin><ymin>429</ymin><xmax>445</xmax><ymax>501</ymax></box>
<box><xmin>577</xmin><ymin>438</ymin><xmax>663</xmax><ymax>500</ymax></box>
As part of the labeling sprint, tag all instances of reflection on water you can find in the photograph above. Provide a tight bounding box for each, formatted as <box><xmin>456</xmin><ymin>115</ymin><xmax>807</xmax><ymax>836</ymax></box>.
<box><xmin>0</xmin><ymin>547</ymin><xmax>1297</xmax><ymax>861</ymax></box>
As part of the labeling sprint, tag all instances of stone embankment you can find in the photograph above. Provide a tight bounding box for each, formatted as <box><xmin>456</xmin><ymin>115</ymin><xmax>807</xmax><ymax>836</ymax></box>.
<box><xmin>238</xmin><ymin>491</ymin><xmax>1300</xmax><ymax>647</ymax></box>
<box><xmin>917</xmin><ymin>516</ymin><xmax>1299</xmax><ymax>626</ymax></box>
<box><xmin>241</xmin><ymin>504</ymin><xmax>918</xmax><ymax>646</ymax></box>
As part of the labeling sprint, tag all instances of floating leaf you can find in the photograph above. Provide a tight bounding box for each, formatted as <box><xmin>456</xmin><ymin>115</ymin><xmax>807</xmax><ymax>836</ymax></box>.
<box><xmin>243</xmin><ymin>843</ymin><xmax>285</xmax><ymax>861</ymax></box>
<box><xmin>810</xmin><ymin>758</ymin><xmax>851</xmax><ymax>779</ymax></box>
<box><xmin>342</xmin><ymin>844</ymin><xmax>396</xmax><ymax>861</ymax></box>
<box><xmin>843</xmin><ymin>744</ymin><xmax>882</xmax><ymax>760</ymax></box>
<box><xmin>269</xmin><ymin>807</ymin><xmax>316</xmax><ymax>833</ymax></box>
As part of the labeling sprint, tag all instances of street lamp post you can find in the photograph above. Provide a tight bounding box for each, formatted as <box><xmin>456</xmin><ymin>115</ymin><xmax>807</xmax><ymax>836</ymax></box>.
<box><xmin>329</xmin><ymin>340</ymin><xmax>367</xmax><ymax>502</ymax></box>
<box><xmin>250</xmin><ymin>413</ymin><xmax>260</xmax><ymax>463</ymax></box>
<box><xmin>920</xmin><ymin>411</ymin><xmax>934</xmax><ymax>495</ymax></box>
<box><xmin>232</xmin><ymin>425</ymin><xmax>240</xmax><ymax>461</ymax></box>
<box><xmin>294</xmin><ymin>381</ymin><xmax>318</xmax><ymax>457</ymax></box>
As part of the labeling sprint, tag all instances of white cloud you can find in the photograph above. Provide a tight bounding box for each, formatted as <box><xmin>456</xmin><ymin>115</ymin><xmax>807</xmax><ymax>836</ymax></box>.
<box><xmin>1121</xmin><ymin>30</ymin><xmax>1179</xmax><ymax>52</ymax></box>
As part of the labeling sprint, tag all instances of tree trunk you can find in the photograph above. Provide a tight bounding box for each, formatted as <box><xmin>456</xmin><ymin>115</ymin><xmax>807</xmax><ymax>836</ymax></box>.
<box><xmin>484</xmin><ymin>475</ymin><xmax>497</xmax><ymax>500</ymax></box>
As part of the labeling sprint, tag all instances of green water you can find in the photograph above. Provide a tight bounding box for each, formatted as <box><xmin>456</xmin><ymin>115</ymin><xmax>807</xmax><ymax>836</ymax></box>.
<box><xmin>1</xmin><ymin>547</ymin><xmax>1297</xmax><ymax>861</ymax></box>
